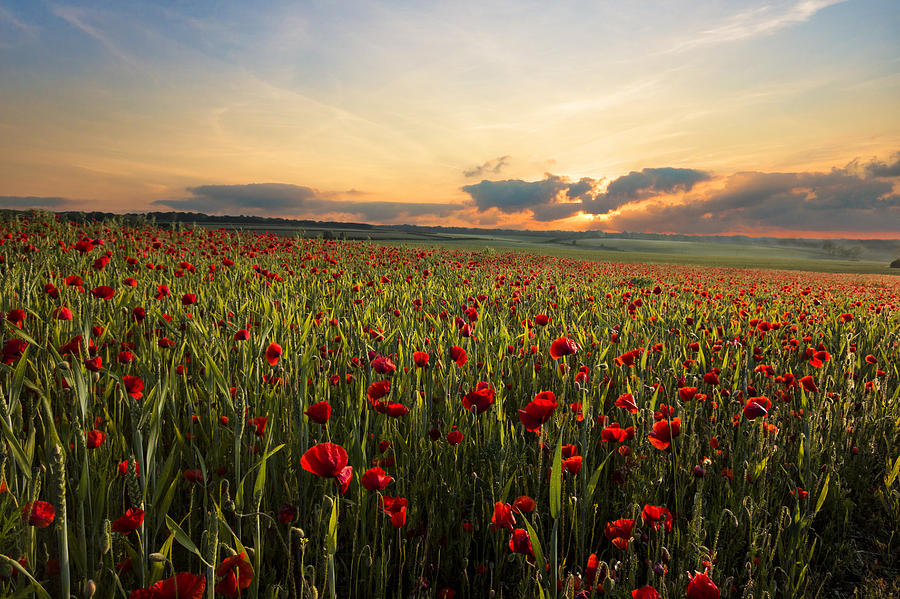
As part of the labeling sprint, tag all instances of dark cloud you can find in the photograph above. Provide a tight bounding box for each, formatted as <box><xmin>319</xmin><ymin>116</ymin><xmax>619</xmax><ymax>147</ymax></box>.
<box><xmin>0</xmin><ymin>196</ymin><xmax>74</xmax><ymax>209</ymax></box>
<box><xmin>459</xmin><ymin>167</ymin><xmax>708</xmax><ymax>221</ymax></box>
<box><xmin>154</xmin><ymin>183</ymin><xmax>319</xmax><ymax>214</ymax></box>
<box><xmin>865</xmin><ymin>152</ymin><xmax>900</xmax><ymax>178</ymax></box>
<box><xmin>463</xmin><ymin>155</ymin><xmax>510</xmax><ymax>178</ymax></box>
<box><xmin>153</xmin><ymin>183</ymin><xmax>463</xmax><ymax>223</ymax></box>
<box><xmin>605</xmin><ymin>168</ymin><xmax>900</xmax><ymax>234</ymax></box>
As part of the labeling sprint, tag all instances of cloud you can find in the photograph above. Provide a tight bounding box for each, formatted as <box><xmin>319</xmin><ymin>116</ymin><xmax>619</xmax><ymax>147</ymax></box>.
<box><xmin>460</xmin><ymin>167</ymin><xmax>708</xmax><ymax>221</ymax></box>
<box><xmin>153</xmin><ymin>183</ymin><xmax>463</xmax><ymax>222</ymax></box>
<box><xmin>463</xmin><ymin>155</ymin><xmax>510</xmax><ymax>178</ymax></box>
<box><xmin>0</xmin><ymin>196</ymin><xmax>74</xmax><ymax>210</ymax></box>
<box><xmin>154</xmin><ymin>183</ymin><xmax>320</xmax><ymax>214</ymax></box>
<box><xmin>603</xmin><ymin>165</ymin><xmax>900</xmax><ymax>234</ymax></box>
<box><xmin>864</xmin><ymin>152</ymin><xmax>900</xmax><ymax>178</ymax></box>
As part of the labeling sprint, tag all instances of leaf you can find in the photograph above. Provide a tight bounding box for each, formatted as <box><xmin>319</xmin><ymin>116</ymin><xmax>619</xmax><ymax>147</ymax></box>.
<box><xmin>550</xmin><ymin>433</ymin><xmax>563</xmax><ymax>520</ymax></box>
<box><xmin>165</xmin><ymin>514</ymin><xmax>212</xmax><ymax>566</ymax></box>
<box><xmin>886</xmin><ymin>455</ymin><xmax>900</xmax><ymax>488</ymax></box>
<box><xmin>326</xmin><ymin>497</ymin><xmax>338</xmax><ymax>555</ymax></box>
<box><xmin>815</xmin><ymin>474</ymin><xmax>830</xmax><ymax>516</ymax></box>
<box><xmin>0</xmin><ymin>555</ymin><xmax>51</xmax><ymax>599</ymax></box>
<box><xmin>0</xmin><ymin>412</ymin><xmax>31</xmax><ymax>479</ymax></box>
<box><xmin>520</xmin><ymin>514</ymin><xmax>546</xmax><ymax>575</ymax></box>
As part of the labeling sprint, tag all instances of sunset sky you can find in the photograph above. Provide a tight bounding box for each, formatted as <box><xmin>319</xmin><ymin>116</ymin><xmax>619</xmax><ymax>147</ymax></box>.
<box><xmin>1</xmin><ymin>0</ymin><xmax>899</xmax><ymax>237</ymax></box>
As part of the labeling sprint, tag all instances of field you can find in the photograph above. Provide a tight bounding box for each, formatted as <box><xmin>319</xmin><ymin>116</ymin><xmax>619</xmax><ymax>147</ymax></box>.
<box><xmin>1</xmin><ymin>214</ymin><xmax>899</xmax><ymax>598</ymax></box>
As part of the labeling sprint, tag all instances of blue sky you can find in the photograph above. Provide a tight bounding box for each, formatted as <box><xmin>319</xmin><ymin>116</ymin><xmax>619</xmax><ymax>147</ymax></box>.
<box><xmin>1</xmin><ymin>1</ymin><xmax>898</xmax><ymax>235</ymax></box>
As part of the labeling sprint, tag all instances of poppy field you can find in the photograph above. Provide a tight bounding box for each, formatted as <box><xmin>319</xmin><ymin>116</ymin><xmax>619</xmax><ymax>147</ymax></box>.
<box><xmin>1</xmin><ymin>214</ymin><xmax>899</xmax><ymax>599</ymax></box>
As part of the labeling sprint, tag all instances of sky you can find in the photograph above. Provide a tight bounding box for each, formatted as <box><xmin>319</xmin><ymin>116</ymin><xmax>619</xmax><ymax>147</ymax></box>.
<box><xmin>1</xmin><ymin>0</ymin><xmax>899</xmax><ymax>237</ymax></box>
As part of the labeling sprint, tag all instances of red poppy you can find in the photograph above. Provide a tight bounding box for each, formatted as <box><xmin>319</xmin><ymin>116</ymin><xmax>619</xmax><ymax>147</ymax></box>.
<box><xmin>277</xmin><ymin>503</ymin><xmax>297</xmax><ymax>524</ymax></box>
<box><xmin>22</xmin><ymin>500</ymin><xmax>55</xmax><ymax>528</ymax></box>
<box><xmin>111</xmin><ymin>507</ymin><xmax>145</xmax><ymax>534</ymax></box>
<box><xmin>562</xmin><ymin>455</ymin><xmax>583</xmax><ymax>475</ymax></box>
<box><xmin>184</xmin><ymin>469</ymin><xmax>204</xmax><ymax>484</ymax></box>
<box><xmin>54</xmin><ymin>306</ymin><xmax>74</xmax><ymax>321</ymax></box>
<box><xmin>702</xmin><ymin>371</ymin><xmax>719</xmax><ymax>385</ymax></box>
<box><xmin>512</xmin><ymin>495</ymin><xmax>536</xmax><ymax>514</ymax></box>
<box><xmin>614</xmin><ymin>348</ymin><xmax>642</xmax><ymax>367</ymax></box>
<box><xmin>248</xmin><ymin>416</ymin><xmax>268</xmax><ymax>437</ymax></box>
<box><xmin>490</xmin><ymin>502</ymin><xmax>516</xmax><ymax>530</ymax></box>
<box><xmin>534</xmin><ymin>314</ymin><xmax>550</xmax><ymax>326</ymax></box>
<box><xmin>129</xmin><ymin>572</ymin><xmax>206</xmax><ymax>599</ymax></box>
<box><xmin>413</xmin><ymin>351</ymin><xmax>429</xmax><ymax>368</ymax></box>
<box><xmin>615</xmin><ymin>393</ymin><xmax>639</xmax><ymax>414</ymax></box>
<box><xmin>181</xmin><ymin>293</ymin><xmax>197</xmax><ymax>306</ymax></box>
<box><xmin>118</xmin><ymin>460</ymin><xmax>140</xmax><ymax>478</ymax></box>
<box><xmin>448</xmin><ymin>345</ymin><xmax>467</xmax><ymax>366</ymax></box>
<box><xmin>641</xmin><ymin>504</ymin><xmax>674</xmax><ymax>533</ymax></box>
<box><xmin>155</xmin><ymin>284</ymin><xmax>170</xmax><ymax>300</ymax></box>
<box><xmin>233</xmin><ymin>329</ymin><xmax>250</xmax><ymax>341</ymax></box>
<box><xmin>361</xmin><ymin>467</ymin><xmax>392</xmax><ymax>491</ymax></box>
<box><xmin>798</xmin><ymin>375</ymin><xmax>818</xmax><ymax>392</ymax></box>
<box><xmin>6</xmin><ymin>309</ymin><xmax>25</xmax><ymax>327</ymax></box>
<box><xmin>686</xmin><ymin>572</ymin><xmax>719</xmax><ymax>599</ymax></box>
<box><xmin>604</xmin><ymin>518</ymin><xmax>634</xmax><ymax>549</ymax></box>
<box><xmin>2</xmin><ymin>338</ymin><xmax>28</xmax><ymax>364</ymax></box>
<box><xmin>648</xmin><ymin>418</ymin><xmax>681</xmax><ymax>450</ymax></box>
<box><xmin>301</xmin><ymin>442</ymin><xmax>353</xmax><ymax>495</ymax></box>
<box><xmin>90</xmin><ymin>286</ymin><xmax>116</xmax><ymax>300</ymax></box>
<box><xmin>679</xmin><ymin>386</ymin><xmax>698</xmax><ymax>402</ymax></box>
<box><xmin>518</xmin><ymin>391</ymin><xmax>558</xmax><ymax>432</ymax></box>
<box><xmin>265</xmin><ymin>343</ymin><xmax>282</xmax><ymax>366</ymax></box>
<box><xmin>864</xmin><ymin>354</ymin><xmax>877</xmax><ymax>365</ymax></box>
<box><xmin>305</xmin><ymin>401</ymin><xmax>331</xmax><ymax>425</ymax></box>
<box><xmin>602</xmin><ymin>423</ymin><xmax>629</xmax><ymax>443</ymax></box>
<box><xmin>366</xmin><ymin>380</ymin><xmax>391</xmax><ymax>405</ymax></box>
<box><xmin>462</xmin><ymin>382</ymin><xmax>495</xmax><ymax>414</ymax></box>
<box><xmin>632</xmin><ymin>587</ymin><xmax>661</xmax><ymax>599</ymax></box>
<box><xmin>743</xmin><ymin>397</ymin><xmax>772</xmax><ymax>421</ymax></box>
<box><xmin>215</xmin><ymin>552</ymin><xmax>254</xmax><ymax>598</ymax></box>
<box><xmin>549</xmin><ymin>337</ymin><xmax>579</xmax><ymax>359</ymax></box>
<box><xmin>86</xmin><ymin>429</ymin><xmax>106</xmax><ymax>449</ymax></box>
<box><xmin>585</xmin><ymin>553</ymin><xmax>599</xmax><ymax>589</ymax></box>
<box><xmin>123</xmin><ymin>376</ymin><xmax>144</xmax><ymax>399</ymax></box>
<box><xmin>371</xmin><ymin>356</ymin><xmax>396</xmax><ymax>374</ymax></box>
<box><xmin>508</xmin><ymin>528</ymin><xmax>535</xmax><ymax>562</ymax></box>
<box><xmin>84</xmin><ymin>356</ymin><xmax>102</xmax><ymax>372</ymax></box>
<box><xmin>447</xmin><ymin>430</ymin><xmax>464</xmax><ymax>445</ymax></box>
<box><xmin>380</xmin><ymin>496</ymin><xmax>408</xmax><ymax>528</ymax></box>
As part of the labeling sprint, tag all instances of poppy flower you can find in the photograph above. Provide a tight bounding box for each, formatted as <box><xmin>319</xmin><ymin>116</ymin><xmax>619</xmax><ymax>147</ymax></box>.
<box><xmin>512</xmin><ymin>495</ymin><xmax>536</xmax><ymax>514</ymax></box>
<box><xmin>462</xmin><ymin>382</ymin><xmax>495</xmax><ymax>414</ymax></box>
<box><xmin>686</xmin><ymin>572</ymin><xmax>719</xmax><ymax>599</ymax></box>
<box><xmin>265</xmin><ymin>343</ymin><xmax>282</xmax><ymax>366</ymax></box>
<box><xmin>304</xmin><ymin>401</ymin><xmax>331</xmax><ymax>425</ymax></box>
<box><xmin>584</xmin><ymin>553</ymin><xmax>599</xmax><ymax>589</ymax></box>
<box><xmin>641</xmin><ymin>504</ymin><xmax>674</xmax><ymax>533</ymax></box>
<box><xmin>233</xmin><ymin>329</ymin><xmax>250</xmax><ymax>341</ymax></box>
<box><xmin>129</xmin><ymin>572</ymin><xmax>206</xmax><ymax>599</ymax></box>
<box><xmin>447</xmin><ymin>430</ymin><xmax>463</xmax><ymax>445</ymax></box>
<box><xmin>604</xmin><ymin>518</ymin><xmax>634</xmax><ymax>549</ymax></box>
<box><xmin>413</xmin><ymin>351</ymin><xmax>429</xmax><ymax>368</ymax></box>
<box><xmin>371</xmin><ymin>356</ymin><xmax>396</xmax><ymax>374</ymax></box>
<box><xmin>615</xmin><ymin>393</ymin><xmax>639</xmax><ymax>414</ymax></box>
<box><xmin>534</xmin><ymin>314</ymin><xmax>550</xmax><ymax>326</ymax></box>
<box><xmin>490</xmin><ymin>502</ymin><xmax>516</xmax><ymax>530</ymax></box>
<box><xmin>21</xmin><ymin>500</ymin><xmax>55</xmax><ymax>528</ymax></box>
<box><xmin>550</xmin><ymin>337</ymin><xmax>580</xmax><ymax>359</ymax></box>
<box><xmin>1</xmin><ymin>338</ymin><xmax>28</xmax><ymax>364</ymax></box>
<box><xmin>562</xmin><ymin>455</ymin><xmax>583</xmax><ymax>475</ymax></box>
<box><xmin>798</xmin><ymin>376</ymin><xmax>818</xmax><ymax>392</ymax></box>
<box><xmin>743</xmin><ymin>397</ymin><xmax>772</xmax><ymax>420</ymax></box>
<box><xmin>86</xmin><ymin>429</ymin><xmax>106</xmax><ymax>449</ymax></box>
<box><xmin>448</xmin><ymin>345</ymin><xmax>467</xmax><ymax>367</ymax></box>
<box><xmin>702</xmin><ymin>371</ymin><xmax>719</xmax><ymax>385</ymax></box>
<box><xmin>247</xmin><ymin>416</ymin><xmax>267</xmax><ymax>437</ymax></box>
<box><xmin>602</xmin><ymin>423</ymin><xmax>629</xmax><ymax>443</ymax></box>
<box><xmin>679</xmin><ymin>386</ymin><xmax>698</xmax><ymax>402</ymax></box>
<box><xmin>6</xmin><ymin>309</ymin><xmax>26</xmax><ymax>327</ymax></box>
<box><xmin>184</xmin><ymin>469</ymin><xmax>204</xmax><ymax>484</ymax></box>
<box><xmin>84</xmin><ymin>356</ymin><xmax>102</xmax><ymax>372</ymax></box>
<box><xmin>366</xmin><ymin>380</ymin><xmax>391</xmax><ymax>405</ymax></box>
<box><xmin>277</xmin><ymin>503</ymin><xmax>297</xmax><ymax>524</ymax></box>
<box><xmin>632</xmin><ymin>587</ymin><xmax>661</xmax><ymax>599</ymax></box>
<box><xmin>123</xmin><ymin>376</ymin><xmax>144</xmax><ymax>399</ymax></box>
<box><xmin>648</xmin><ymin>418</ymin><xmax>681</xmax><ymax>450</ymax></box>
<box><xmin>181</xmin><ymin>293</ymin><xmax>197</xmax><ymax>306</ymax></box>
<box><xmin>301</xmin><ymin>442</ymin><xmax>353</xmax><ymax>495</ymax></box>
<box><xmin>361</xmin><ymin>467</ymin><xmax>392</xmax><ymax>491</ymax></box>
<box><xmin>111</xmin><ymin>507</ymin><xmax>144</xmax><ymax>534</ymax></box>
<box><xmin>614</xmin><ymin>348</ymin><xmax>642</xmax><ymax>367</ymax></box>
<box><xmin>508</xmin><ymin>528</ymin><xmax>535</xmax><ymax>562</ymax></box>
<box><xmin>54</xmin><ymin>306</ymin><xmax>74</xmax><ymax>321</ymax></box>
<box><xmin>864</xmin><ymin>354</ymin><xmax>877</xmax><ymax>365</ymax></box>
<box><xmin>90</xmin><ymin>286</ymin><xmax>116</xmax><ymax>300</ymax></box>
<box><xmin>215</xmin><ymin>552</ymin><xmax>254</xmax><ymax>598</ymax></box>
<box><xmin>118</xmin><ymin>460</ymin><xmax>140</xmax><ymax>478</ymax></box>
<box><xmin>518</xmin><ymin>391</ymin><xmax>558</xmax><ymax>432</ymax></box>
<box><xmin>380</xmin><ymin>496</ymin><xmax>408</xmax><ymax>528</ymax></box>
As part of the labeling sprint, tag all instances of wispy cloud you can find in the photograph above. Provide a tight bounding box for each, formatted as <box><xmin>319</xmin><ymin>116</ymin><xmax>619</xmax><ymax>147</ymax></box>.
<box><xmin>50</xmin><ymin>4</ymin><xmax>141</xmax><ymax>69</ymax></box>
<box><xmin>463</xmin><ymin>155</ymin><xmax>510</xmax><ymax>178</ymax></box>
<box><xmin>0</xmin><ymin>3</ymin><xmax>37</xmax><ymax>37</ymax></box>
<box><xmin>666</xmin><ymin>1</ymin><xmax>847</xmax><ymax>53</ymax></box>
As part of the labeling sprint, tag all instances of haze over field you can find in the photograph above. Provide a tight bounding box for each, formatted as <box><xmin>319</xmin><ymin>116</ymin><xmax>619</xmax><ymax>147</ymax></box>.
<box><xmin>1</xmin><ymin>0</ymin><xmax>899</xmax><ymax>237</ymax></box>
